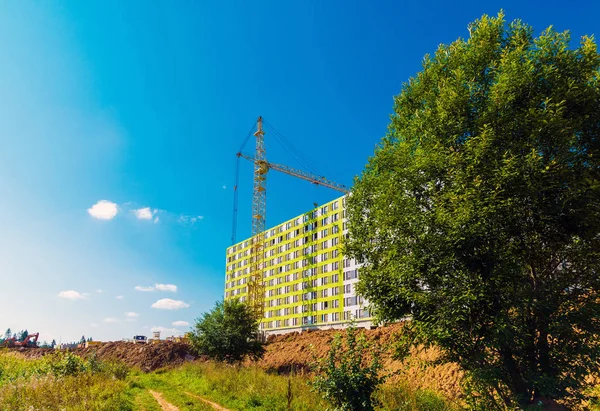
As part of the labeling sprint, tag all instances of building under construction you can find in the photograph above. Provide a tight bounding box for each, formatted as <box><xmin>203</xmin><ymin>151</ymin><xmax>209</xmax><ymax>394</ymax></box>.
<box><xmin>225</xmin><ymin>194</ymin><xmax>372</xmax><ymax>334</ymax></box>
<box><xmin>226</xmin><ymin>117</ymin><xmax>372</xmax><ymax>335</ymax></box>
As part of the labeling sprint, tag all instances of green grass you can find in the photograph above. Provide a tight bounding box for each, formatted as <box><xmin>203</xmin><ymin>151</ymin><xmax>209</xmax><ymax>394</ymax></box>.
<box><xmin>134</xmin><ymin>362</ymin><xmax>327</xmax><ymax>410</ymax></box>
<box><xmin>0</xmin><ymin>350</ymin><xmax>132</xmax><ymax>410</ymax></box>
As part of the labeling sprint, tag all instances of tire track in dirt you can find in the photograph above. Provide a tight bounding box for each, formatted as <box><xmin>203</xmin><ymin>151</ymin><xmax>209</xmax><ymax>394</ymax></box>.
<box><xmin>149</xmin><ymin>390</ymin><xmax>179</xmax><ymax>411</ymax></box>
<box><xmin>184</xmin><ymin>391</ymin><xmax>231</xmax><ymax>410</ymax></box>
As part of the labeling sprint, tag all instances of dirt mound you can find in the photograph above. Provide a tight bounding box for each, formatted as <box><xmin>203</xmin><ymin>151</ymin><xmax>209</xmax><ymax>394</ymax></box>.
<box><xmin>14</xmin><ymin>341</ymin><xmax>196</xmax><ymax>372</ymax></box>
<box><xmin>256</xmin><ymin>323</ymin><xmax>464</xmax><ymax>401</ymax></box>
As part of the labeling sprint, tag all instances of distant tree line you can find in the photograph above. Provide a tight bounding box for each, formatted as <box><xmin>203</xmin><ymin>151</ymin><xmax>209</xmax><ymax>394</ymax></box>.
<box><xmin>1</xmin><ymin>327</ymin><xmax>92</xmax><ymax>349</ymax></box>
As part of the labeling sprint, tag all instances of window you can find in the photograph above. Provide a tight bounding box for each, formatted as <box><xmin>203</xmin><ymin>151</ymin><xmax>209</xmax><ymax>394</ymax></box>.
<box><xmin>344</xmin><ymin>270</ymin><xmax>358</xmax><ymax>280</ymax></box>
<box><xmin>344</xmin><ymin>284</ymin><xmax>352</xmax><ymax>294</ymax></box>
<box><xmin>345</xmin><ymin>296</ymin><xmax>358</xmax><ymax>306</ymax></box>
<box><xmin>332</xmin><ymin>312</ymin><xmax>340</xmax><ymax>321</ymax></box>
<box><xmin>332</xmin><ymin>237</ymin><xmax>339</xmax><ymax>246</ymax></box>
<box><xmin>321</xmin><ymin>314</ymin><xmax>329</xmax><ymax>323</ymax></box>
<box><xmin>356</xmin><ymin>309</ymin><xmax>370</xmax><ymax>319</ymax></box>
<box><xmin>332</xmin><ymin>299</ymin><xmax>339</xmax><ymax>308</ymax></box>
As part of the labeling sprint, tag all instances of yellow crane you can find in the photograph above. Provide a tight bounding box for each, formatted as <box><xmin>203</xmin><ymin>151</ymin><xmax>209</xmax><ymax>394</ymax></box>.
<box><xmin>232</xmin><ymin>116</ymin><xmax>348</xmax><ymax>319</ymax></box>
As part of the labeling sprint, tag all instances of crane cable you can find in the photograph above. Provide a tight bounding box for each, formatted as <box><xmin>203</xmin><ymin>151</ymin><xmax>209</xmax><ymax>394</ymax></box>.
<box><xmin>231</xmin><ymin>123</ymin><xmax>258</xmax><ymax>245</ymax></box>
<box><xmin>263</xmin><ymin>119</ymin><xmax>320</xmax><ymax>176</ymax></box>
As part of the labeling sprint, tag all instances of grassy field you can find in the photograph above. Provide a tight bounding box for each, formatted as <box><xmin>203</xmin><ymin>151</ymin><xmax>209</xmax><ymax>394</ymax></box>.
<box><xmin>0</xmin><ymin>349</ymin><xmax>458</xmax><ymax>410</ymax></box>
<box><xmin>3</xmin><ymin>349</ymin><xmax>597</xmax><ymax>410</ymax></box>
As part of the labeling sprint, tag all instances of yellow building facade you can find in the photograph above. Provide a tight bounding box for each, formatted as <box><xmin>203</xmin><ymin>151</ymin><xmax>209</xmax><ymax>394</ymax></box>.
<box><xmin>225</xmin><ymin>195</ymin><xmax>371</xmax><ymax>334</ymax></box>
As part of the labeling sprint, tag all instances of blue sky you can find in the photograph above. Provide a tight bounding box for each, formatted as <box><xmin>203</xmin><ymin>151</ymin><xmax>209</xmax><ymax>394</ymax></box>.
<box><xmin>1</xmin><ymin>1</ymin><xmax>599</xmax><ymax>343</ymax></box>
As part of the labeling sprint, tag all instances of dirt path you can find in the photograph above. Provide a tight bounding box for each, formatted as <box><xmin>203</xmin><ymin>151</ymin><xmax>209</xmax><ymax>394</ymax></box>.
<box><xmin>184</xmin><ymin>391</ymin><xmax>231</xmax><ymax>411</ymax></box>
<box><xmin>149</xmin><ymin>390</ymin><xmax>179</xmax><ymax>411</ymax></box>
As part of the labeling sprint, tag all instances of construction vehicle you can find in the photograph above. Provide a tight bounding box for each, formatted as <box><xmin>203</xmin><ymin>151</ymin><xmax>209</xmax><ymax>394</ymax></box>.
<box><xmin>2</xmin><ymin>333</ymin><xmax>40</xmax><ymax>348</ymax></box>
<box><xmin>165</xmin><ymin>335</ymin><xmax>189</xmax><ymax>344</ymax></box>
<box><xmin>133</xmin><ymin>335</ymin><xmax>147</xmax><ymax>344</ymax></box>
<box><xmin>232</xmin><ymin>117</ymin><xmax>348</xmax><ymax>319</ymax></box>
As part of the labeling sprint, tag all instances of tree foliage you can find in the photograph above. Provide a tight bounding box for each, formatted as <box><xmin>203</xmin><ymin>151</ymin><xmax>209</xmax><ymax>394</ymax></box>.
<box><xmin>189</xmin><ymin>299</ymin><xmax>264</xmax><ymax>362</ymax></box>
<box><xmin>346</xmin><ymin>12</ymin><xmax>600</xmax><ymax>408</ymax></box>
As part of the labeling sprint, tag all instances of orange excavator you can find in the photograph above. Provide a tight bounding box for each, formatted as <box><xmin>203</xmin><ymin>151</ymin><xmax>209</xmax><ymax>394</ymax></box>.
<box><xmin>2</xmin><ymin>333</ymin><xmax>39</xmax><ymax>348</ymax></box>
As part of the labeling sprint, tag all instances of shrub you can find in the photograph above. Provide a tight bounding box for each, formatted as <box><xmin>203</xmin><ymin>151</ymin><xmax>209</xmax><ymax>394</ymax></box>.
<box><xmin>309</xmin><ymin>325</ymin><xmax>389</xmax><ymax>411</ymax></box>
<box><xmin>189</xmin><ymin>299</ymin><xmax>264</xmax><ymax>362</ymax></box>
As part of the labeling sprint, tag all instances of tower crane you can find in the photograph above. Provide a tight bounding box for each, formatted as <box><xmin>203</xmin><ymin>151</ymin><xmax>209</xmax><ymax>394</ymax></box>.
<box><xmin>232</xmin><ymin>116</ymin><xmax>348</xmax><ymax>319</ymax></box>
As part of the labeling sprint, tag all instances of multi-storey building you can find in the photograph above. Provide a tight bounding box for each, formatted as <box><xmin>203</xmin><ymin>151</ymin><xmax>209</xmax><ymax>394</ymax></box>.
<box><xmin>225</xmin><ymin>195</ymin><xmax>372</xmax><ymax>335</ymax></box>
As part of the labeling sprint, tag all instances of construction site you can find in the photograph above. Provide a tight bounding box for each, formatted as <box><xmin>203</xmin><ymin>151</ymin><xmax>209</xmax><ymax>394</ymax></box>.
<box><xmin>226</xmin><ymin>117</ymin><xmax>372</xmax><ymax>335</ymax></box>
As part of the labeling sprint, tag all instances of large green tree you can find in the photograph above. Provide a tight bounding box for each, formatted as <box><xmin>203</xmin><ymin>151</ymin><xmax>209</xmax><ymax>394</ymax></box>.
<box><xmin>189</xmin><ymin>299</ymin><xmax>264</xmax><ymax>362</ymax></box>
<box><xmin>346</xmin><ymin>13</ymin><xmax>600</xmax><ymax>408</ymax></box>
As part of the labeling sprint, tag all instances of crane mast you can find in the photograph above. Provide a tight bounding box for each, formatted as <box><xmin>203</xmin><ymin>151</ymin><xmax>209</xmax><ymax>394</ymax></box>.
<box><xmin>249</xmin><ymin>117</ymin><xmax>267</xmax><ymax>319</ymax></box>
<box><xmin>238</xmin><ymin>117</ymin><xmax>348</xmax><ymax>320</ymax></box>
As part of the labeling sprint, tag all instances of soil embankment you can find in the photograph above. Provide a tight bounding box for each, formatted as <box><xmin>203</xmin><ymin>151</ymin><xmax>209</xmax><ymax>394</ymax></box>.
<box><xmin>14</xmin><ymin>341</ymin><xmax>195</xmax><ymax>372</ymax></box>
<box><xmin>257</xmin><ymin>323</ymin><xmax>464</xmax><ymax>401</ymax></box>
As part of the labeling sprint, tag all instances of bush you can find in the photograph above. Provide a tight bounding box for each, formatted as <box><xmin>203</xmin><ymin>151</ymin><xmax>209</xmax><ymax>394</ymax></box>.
<box><xmin>309</xmin><ymin>325</ymin><xmax>389</xmax><ymax>411</ymax></box>
<box><xmin>189</xmin><ymin>299</ymin><xmax>264</xmax><ymax>362</ymax></box>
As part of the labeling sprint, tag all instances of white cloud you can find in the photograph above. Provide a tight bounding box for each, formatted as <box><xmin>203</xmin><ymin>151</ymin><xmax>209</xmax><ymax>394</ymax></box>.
<box><xmin>151</xmin><ymin>298</ymin><xmax>190</xmax><ymax>310</ymax></box>
<box><xmin>58</xmin><ymin>290</ymin><xmax>88</xmax><ymax>300</ymax></box>
<box><xmin>116</xmin><ymin>295</ymin><xmax>124</xmax><ymax>299</ymax></box>
<box><xmin>151</xmin><ymin>326</ymin><xmax>183</xmax><ymax>336</ymax></box>
<box><xmin>90</xmin><ymin>323</ymin><xmax>99</xmax><ymax>328</ymax></box>
<box><xmin>125</xmin><ymin>312</ymin><xmax>139</xmax><ymax>321</ymax></box>
<box><xmin>155</xmin><ymin>283</ymin><xmax>177</xmax><ymax>292</ymax></box>
<box><xmin>222</xmin><ymin>185</ymin><xmax>227</xmax><ymax>189</ymax></box>
<box><xmin>133</xmin><ymin>207</ymin><xmax>155</xmax><ymax>220</ymax></box>
<box><xmin>172</xmin><ymin>321</ymin><xmax>190</xmax><ymax>327</ymax></box>
<box><xmin>153</xmin><ymin>216</ymin><xmax>159</xmax><ymax>224</ymax></box>
<box><xmin>96</xmin><ymin>289</ymin><xmax>103</xmax><ymax>293</ymax></box>
<box><xmin>135</xmin><ymin>283</ymin><xmax>177</xmax><ymax>292</ymax></box>
<box><xmin>178</xmin><ymin>215</ymin><xmax>204</xmax><ymax>225</ymax></box>
<box><xmin>103</xmin><ymin>317</ymin><xmax>120</xmax><ymax>323</ymax></box>
<box><xmin>87</xmin><ymin>200</ymin><xmax>118</xmax><ymax>220</ymax></box>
